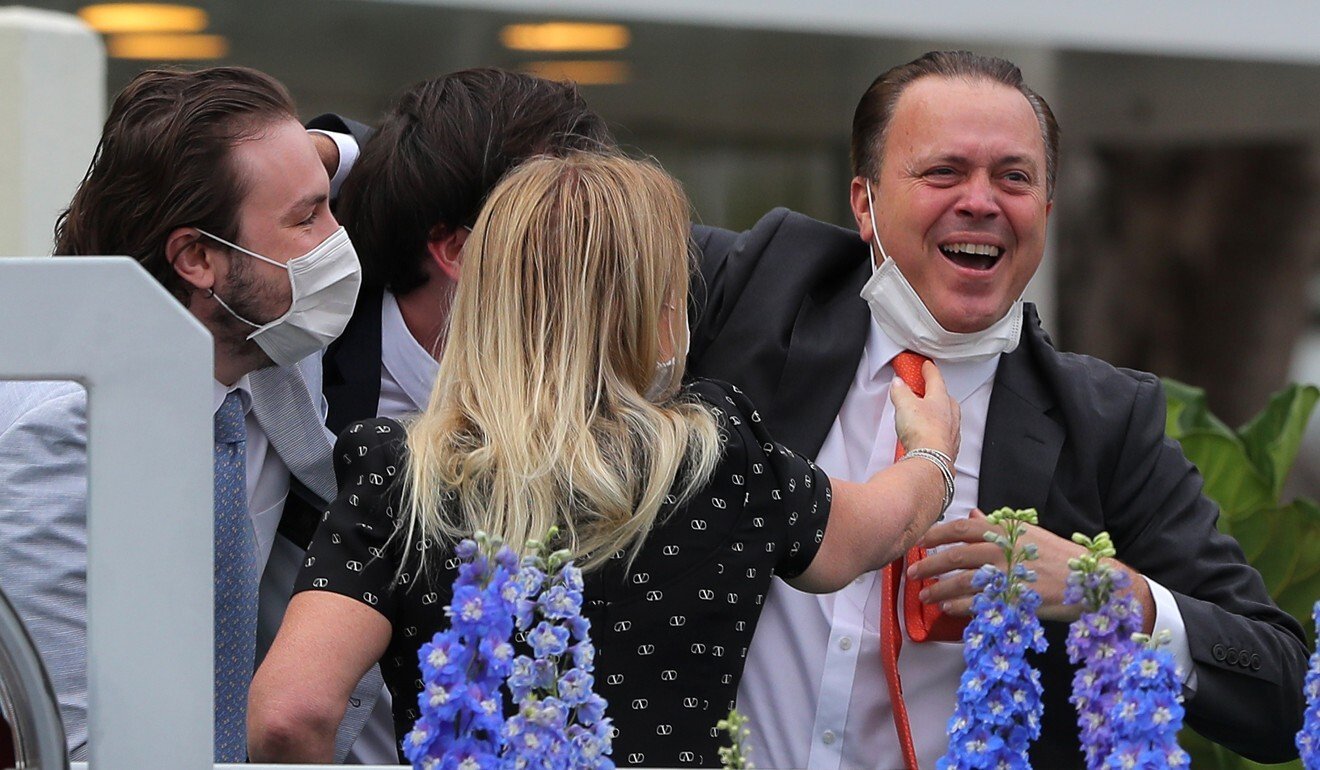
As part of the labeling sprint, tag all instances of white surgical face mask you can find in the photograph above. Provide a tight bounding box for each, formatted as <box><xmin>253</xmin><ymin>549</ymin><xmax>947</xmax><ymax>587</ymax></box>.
<box><xmin>859</xmin><ymin>182</ymin><xmax>1022</xmax><ymax>361</ymax></box>
<box><xmin>199</xmin><ymin>225</ymin><xmax>362</xmax><ymax>367</ymax></box>
<box><xmin>646</xmin><ymin>304</ymin><xmax>690</xmax><ymax>401</ymax></box>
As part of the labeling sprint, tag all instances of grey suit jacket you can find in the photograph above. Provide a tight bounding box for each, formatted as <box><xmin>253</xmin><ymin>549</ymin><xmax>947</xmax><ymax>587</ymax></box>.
<box><xmin>0</xmin><ymin>359</ymin><xmax>381</xmax><ymax>762</ymax></box>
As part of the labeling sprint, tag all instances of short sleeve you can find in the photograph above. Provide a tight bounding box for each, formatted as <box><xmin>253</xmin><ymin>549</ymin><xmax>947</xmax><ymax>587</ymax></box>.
<box><xmin>294</xmin><ymin>417</ymin><xmax>408</xmax><ymax>621</ymax></box>
<box><xmin>688</xmin><ymin>379</ymin><xmax>831</xmax><ymax>579</ymax></box>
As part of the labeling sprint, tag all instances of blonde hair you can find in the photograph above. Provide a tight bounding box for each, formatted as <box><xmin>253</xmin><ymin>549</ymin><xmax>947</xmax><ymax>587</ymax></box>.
<box><xmin>400</xmin><ymin>152</ymin><xmax>722</xmax><ymax>573</ymax></box>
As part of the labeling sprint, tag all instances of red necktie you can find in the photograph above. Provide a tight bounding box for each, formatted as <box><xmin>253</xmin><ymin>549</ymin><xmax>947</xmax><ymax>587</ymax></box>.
<box><xmin>880</xmin><ymin>351</ymin><xmax>968</xmax><ymax>770</ymax></box>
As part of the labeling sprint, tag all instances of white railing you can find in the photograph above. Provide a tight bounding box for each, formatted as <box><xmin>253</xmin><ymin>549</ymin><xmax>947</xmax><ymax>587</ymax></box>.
<box><xmin>0</xmin><ymin>257</ymin><xmax>214</xmax><ymax>769</ymax></box>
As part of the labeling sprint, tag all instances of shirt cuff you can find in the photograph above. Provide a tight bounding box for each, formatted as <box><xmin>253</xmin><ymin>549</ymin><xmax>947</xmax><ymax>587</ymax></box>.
<box><xmin>307</xmin><ymin>129</ymin><xmax>360</xmax><ymax>198</ymax></box>
<box><xmin>1144</xmin><ymin>574</ymin><xmax>1197</xmax><ymax>692</ymax></box>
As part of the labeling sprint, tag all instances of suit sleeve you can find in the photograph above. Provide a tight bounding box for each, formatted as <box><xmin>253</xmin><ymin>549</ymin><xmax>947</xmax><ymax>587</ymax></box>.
<box><xmin>1105</xmin><ymin>373</ymin><xmax>1309</xmax><ymax>762</ymax></box>
<box><xmin>0</xmin><ymin>385</ymin><xmax>91</xmax><ymax>760</ymax></box>
<box><xmin>306</xmin><ymin>112</ymin><xmax>373</xmax><ymax>148</ymax></box>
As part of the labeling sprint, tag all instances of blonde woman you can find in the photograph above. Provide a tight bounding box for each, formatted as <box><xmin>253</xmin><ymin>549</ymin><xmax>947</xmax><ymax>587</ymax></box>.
<box><xmin>249</xmin><ymin>153</ymin><xmax>959</xmax><ymax>766</ymax></box>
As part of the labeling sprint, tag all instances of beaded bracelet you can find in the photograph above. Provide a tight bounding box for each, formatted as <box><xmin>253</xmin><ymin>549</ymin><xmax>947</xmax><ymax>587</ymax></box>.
<box><xmin>902</xmin><ymin>447</ymin><xmax>955</xmax><ymax>516</ymax></box>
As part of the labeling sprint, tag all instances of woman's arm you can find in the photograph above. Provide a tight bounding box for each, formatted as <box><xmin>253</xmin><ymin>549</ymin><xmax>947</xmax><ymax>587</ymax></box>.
<box><xmin>788</xmin><ymin>361</ymin><xmax>960</xmax><ymax>593</ymax></box>
<box><xmin>247</xmin><ymin>591</ymin><xmax>391</xmax><ymax>763</ymax></box>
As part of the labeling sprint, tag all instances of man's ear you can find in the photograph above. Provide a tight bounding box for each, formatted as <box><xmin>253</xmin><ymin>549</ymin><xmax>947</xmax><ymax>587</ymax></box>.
<box><xmin>426</xmin><ymin>224</ymin><xmax>468</xmax><ymax>283</ymax></box>
<box><xmin>849</xmin><ymin>176</ymin><xmax>875</xmax><ymax>243</ymax></box>
<box><xmin>166</xmin><ymin>227</ymin><xmax>217</xmax><ymax>294</ymax></box>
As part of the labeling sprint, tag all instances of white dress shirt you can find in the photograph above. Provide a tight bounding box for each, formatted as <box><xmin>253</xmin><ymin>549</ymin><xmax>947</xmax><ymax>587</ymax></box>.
<box><xmin>736</xmin><ymin>317</ymin><xmax>1192</xmax><ymax>770</ymax></box>
<box><xmin>378</xmin><ymin>290</ymin><xmax>441</xmax><ymax>416</ymax></box>
<box><xmin>307</xmin><ymin>128</ymin><xmax>360</xmax><ymax>199</ymax></box>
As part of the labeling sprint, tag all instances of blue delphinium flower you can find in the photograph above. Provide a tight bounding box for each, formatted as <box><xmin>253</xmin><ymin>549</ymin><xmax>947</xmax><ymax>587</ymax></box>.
<box><xmin>1104</xmin><ymin>631</ymin><xmax>1190</xmax><ymax>769</ymax></box>
<box><xmin>405</xmin><ymin>528</ymin><xmax>612</xmax><ymax>770</ymax></box>
<box><xmin>505</xmin><ymin>537</ymin><xmax>614</xmax><ymax>770</ymax></box>
<box><xmin>938</xmin><ymin>507</ymin><xmax>1048</xmax><ymax>770</ymax></box>
<box><xmin>1063</xmin><ymin>532</ymin><xmax>1144</xmax><ymax>770</ymax></box>
<box><xmin>404</xmin><ymin>533</ymin><xmax>521</xmax><ymax>770</ymax></box>
<box><xmin>1298</xmin><ymin>600</ymin><xmax>1320</xmax><ymax>769</ymax></box>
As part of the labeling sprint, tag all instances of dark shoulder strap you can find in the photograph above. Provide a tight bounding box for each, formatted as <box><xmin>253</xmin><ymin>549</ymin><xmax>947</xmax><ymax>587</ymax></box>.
<box><xmin>323</xmin><ymin>289</ymin><xmax>385</xmax><ymax>437</ymax></box>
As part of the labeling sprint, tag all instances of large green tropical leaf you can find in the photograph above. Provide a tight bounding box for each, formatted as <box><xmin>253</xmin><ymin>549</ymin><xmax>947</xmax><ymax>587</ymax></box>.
<box><xmin>1238</xmin><ymin>385</ymin><xmax>1320</xmax><ymax>499</ymax></box>
<box><xmin>1177</xmin><ymin>432</ymin><xmax>1274</xmax><ymax>518</ymax></box>
<box><xmin>1180</xmin><ymin>731</ymin><xmax>1301</xmax><ymax>770</ymax></box>
<box><xmin>1161</xmin><ymin>380</ymin><xmax>1314</xmax><ymax>517</ymax></box>
<box><xmin>1164</xmin><ymin>379</ymin><xmax>1237</xmax><ymax>440</ymax></box>
<box><xmin>1163</xmin><ymin>379</ymin><xmax>1318</xmax><ymax>769</ymax></box>
<box><xmin>1225</xmin><ymin>498</ymin><xmax>1320</xmax><ymax>643</ymax></box>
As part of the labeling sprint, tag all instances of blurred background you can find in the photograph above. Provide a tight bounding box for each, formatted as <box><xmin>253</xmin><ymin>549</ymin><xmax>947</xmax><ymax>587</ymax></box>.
<box><xmin>2</xmin><ymin>0</ymin><xmax>1319</xmax><ymax>494</ymax></box>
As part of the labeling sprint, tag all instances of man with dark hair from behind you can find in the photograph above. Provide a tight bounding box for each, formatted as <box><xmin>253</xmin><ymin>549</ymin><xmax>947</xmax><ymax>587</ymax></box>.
<box><xmin>307</xmin><ymin>68</ymin><xmax>615</xmax><ymax>436</ymax></box>
<box><xmin>689</xmin><ymin>50</ymin><xmax>1308</xmax><ymax>767</ymax></box>
<box><xmin>0</xmin><ymin>66</ymin><xmax>381</xmax><ymax>762</ymax></box>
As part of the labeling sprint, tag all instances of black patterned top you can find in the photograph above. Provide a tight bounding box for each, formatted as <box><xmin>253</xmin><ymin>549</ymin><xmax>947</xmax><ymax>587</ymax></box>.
<box><xmin>294</xmin><ymin>379</ymin><xmax>832</xmax><ymax>767</ymax></box>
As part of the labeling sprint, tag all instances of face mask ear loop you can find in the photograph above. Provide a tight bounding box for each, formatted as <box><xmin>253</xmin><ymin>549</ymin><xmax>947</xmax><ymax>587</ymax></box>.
<box><xmin>864</xmin><ymin>181</ymin><xmax>893</xmax><ymax>273</ymax></box>
<box><xmin>195</xmin><ymin>228</ymin><xmax>287</xmax><ymax>270</ymax></box>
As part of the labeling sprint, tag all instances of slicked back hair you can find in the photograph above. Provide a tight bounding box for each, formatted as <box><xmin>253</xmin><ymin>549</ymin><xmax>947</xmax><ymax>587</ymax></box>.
<box><xmin>337</xmin><ymin>68</ymin><xmax>616</xmax><ymax>296</ymax></box>
<box><xmin>851</xmin><ymin>50</ymin><xmax>1060</xmax><ymax>198</ymax></box>
<box><xmin>55</xmin><ymin>66</ymin><xmax>297</xmax><ymax>301</ymax></box>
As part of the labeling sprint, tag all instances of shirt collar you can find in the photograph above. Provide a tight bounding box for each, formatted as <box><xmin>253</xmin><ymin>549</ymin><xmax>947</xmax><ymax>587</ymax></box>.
<box><xmin>212</xmin><ymin>374</ymin><xmax>253</xmax><ymax>417</ymax></box>
<box><xmin>381</xmin><ymin>290</ymin><xmax>441</xmax><ymax>412</ymax></box>
<box><xmin>865</xmin><ymin>315</ymin><xmax>1000</xmax><ymax>403</ymax></box>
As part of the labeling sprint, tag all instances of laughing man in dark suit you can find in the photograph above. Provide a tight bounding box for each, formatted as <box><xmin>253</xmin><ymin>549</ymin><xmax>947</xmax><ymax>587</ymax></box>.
<box><xmin>687</xmin><ymin>50</ymin><xmax>1308</xmax><ymax>769</ymax></box>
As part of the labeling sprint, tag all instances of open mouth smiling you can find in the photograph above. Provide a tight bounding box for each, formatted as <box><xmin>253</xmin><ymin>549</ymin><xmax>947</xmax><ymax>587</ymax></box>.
<box><xmin>939</xmin><ymin>242</ymin><xmax>1003</xmax><ymax>271</ymax></box>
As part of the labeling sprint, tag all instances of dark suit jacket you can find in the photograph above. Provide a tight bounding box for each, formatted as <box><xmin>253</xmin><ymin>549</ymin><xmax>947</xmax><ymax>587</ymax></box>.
<box><xmin>687</xmin><ymin>207</ymin><xmax>1310</xmax><ymax>765</ymax></box>
<box><xmin>305</xmin><ymin>113</ymin><xmax>388</xmax><ymax>437</ymax></box>
<box><xmin>322</xmin><ymin>287</ymin><xmax>386</xmax><ymax>437</ymax></box>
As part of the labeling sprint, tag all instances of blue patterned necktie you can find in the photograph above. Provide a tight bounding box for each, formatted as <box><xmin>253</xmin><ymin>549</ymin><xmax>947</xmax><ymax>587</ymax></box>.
<box><xmin>213</xmin><ymin>390</ymin><xmax>258</xmax><ymax>762</ymax></box>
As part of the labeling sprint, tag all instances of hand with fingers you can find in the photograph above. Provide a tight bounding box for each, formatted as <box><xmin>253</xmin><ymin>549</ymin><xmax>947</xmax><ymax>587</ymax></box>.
<box><xmin>890</xmin><ymin>359</ymin><xmax>961</xmax><ymax>462</ymax></box>
<box><xmin>908</xmin><ymin>508</ymin><xmax>1156</xmax><ymax>630</ymax></box>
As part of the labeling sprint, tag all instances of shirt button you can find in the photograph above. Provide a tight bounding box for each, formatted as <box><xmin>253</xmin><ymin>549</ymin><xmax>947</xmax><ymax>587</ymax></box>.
<box><xmin>853</xmin><ymin>576</ymin><xmax>866</xmax><ymax>585</ymax></box>
<box><xmin>839</xmin><ymin>637</ymin><xmax>853</xmax><ymax>651</ymax></box>
<box><xmin>822</xmin><ymin>730</ymin><xmax>837</xmax><ymax>745</ymax></box>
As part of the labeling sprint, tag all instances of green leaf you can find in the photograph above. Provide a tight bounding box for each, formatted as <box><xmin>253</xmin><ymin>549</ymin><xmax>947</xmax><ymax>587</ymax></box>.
<box><xmin>1163</xmin><ymin>378</ymin><xmax>1237</xmax><ymax>441</ymax></box>
<box><xmin>1223</xmin><ymin>498</ymin><xmax>1320</xmax><ymax>646</ymax></box>
<box><xmin>1163</xmin><ymin>379</ymin><xmax>1274</xmax><ymax>516</ymax></box>
<box><xmin>1163</xmin><ymin>379</ymin><xmax>1319</xmax><ymax>767</ymax></box>
<box><xmin>1177</xmin><ymin>432</ymin><xmax>1274</xmax><ymax>517</ymax></box>
<box><xmin>1181</xmin><ymin>730</ymin><xmax>1303</xmax><ymax>770</ymax></box>
<box><xmin>1237</xmin><ymin>384</ymin><xmax>1320</xmax><ymax>499</ymax></box>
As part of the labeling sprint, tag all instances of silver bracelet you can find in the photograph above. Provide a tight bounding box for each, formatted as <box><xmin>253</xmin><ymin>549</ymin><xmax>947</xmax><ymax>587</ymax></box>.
<box><xmin>902</xmin><ymin>447</ymin><xmax>955</xmax><ymax>516</ymax></box>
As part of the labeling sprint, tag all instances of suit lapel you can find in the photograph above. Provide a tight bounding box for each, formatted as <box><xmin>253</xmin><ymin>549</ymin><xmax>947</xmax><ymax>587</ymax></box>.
<box><xmin>323</xmin><ymin>289</ymin><xmax>384</xmax><ymax>437</ymax></box>
<box><xmin>770</xmin><ymin>260</ymin><xmax>871</xmax><ymax>458</ymax></box>
<box><xmin>978</xmin><ymin>310</ymin><xmax>1063</xmax><ymax>517</ymax></box>
<box><xmin>248</xmin><ymin>364</ymin><xmax>337</xmax><ymax>505</ymax></box>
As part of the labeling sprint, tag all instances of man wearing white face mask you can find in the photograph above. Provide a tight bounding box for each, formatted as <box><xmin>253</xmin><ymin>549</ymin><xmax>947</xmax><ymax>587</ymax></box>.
<box><xmin>0</xmin><ymin>66</ymin><xmax>382</xmax><ymax>763</ymax></box>
<box><xmin>688</xmin><ymin>51</ymin><xmax>1308</xmax><ymax>767</ymax></box>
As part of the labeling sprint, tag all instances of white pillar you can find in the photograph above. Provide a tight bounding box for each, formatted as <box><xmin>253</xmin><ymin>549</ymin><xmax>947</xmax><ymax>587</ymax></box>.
<box><xmin>0</xmin><ymin>8</ymin><xmax>104</xmax><ymax>257</ymax></box>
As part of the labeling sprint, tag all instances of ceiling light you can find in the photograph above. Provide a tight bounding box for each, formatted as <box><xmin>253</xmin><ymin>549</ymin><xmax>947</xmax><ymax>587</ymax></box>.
<box><xmin>501</xmin><ymin>22</ymin><xmax>630</xmax><ymax>52</ymax></box>
<box><xmin>522</xmin><ymin>60</ymin><xmax>630</xmax><ymax>86</ymax></box>
<box><xmin>106</xmin><ymin>32</ymin><xmax>228</xmax><ymax>60</ymax></box>
<box><xmin>78</xmin><ymin>3</ymin><xmax>208</xmax><ymax>34</ymax></box>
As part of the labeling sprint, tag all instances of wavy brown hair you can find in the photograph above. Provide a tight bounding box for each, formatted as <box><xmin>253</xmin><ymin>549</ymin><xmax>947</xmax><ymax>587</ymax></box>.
<box><xmin>54</xmin><ymin>66</ymin><xmax>296</xmax><ymax>301</ymax></box>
